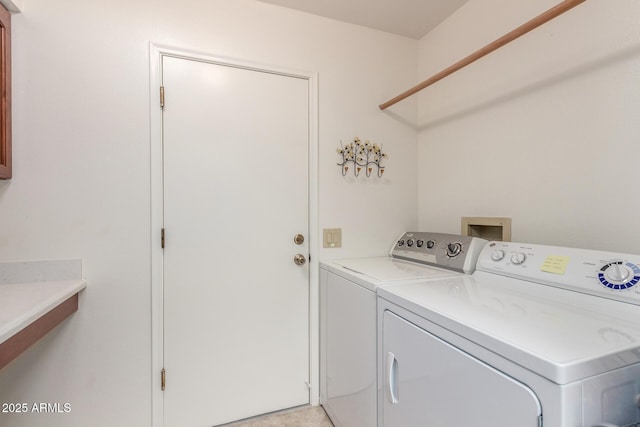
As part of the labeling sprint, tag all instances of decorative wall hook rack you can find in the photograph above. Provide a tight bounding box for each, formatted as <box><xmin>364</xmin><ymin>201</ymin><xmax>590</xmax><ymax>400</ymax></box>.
<box><xmin>337</xmin><ymin>137</ymin><xmax>387</xmax><ymax>177</ymax></box>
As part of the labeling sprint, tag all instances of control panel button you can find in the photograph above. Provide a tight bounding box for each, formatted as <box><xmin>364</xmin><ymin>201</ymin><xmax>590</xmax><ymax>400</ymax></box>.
<box><xmin>491</xmin><ymin>250</ymin><xmax>505</xmax><ymax>261</ymax></box>
<box><xmin>511</xmin><ymin>252</ymin><xmax>527</xmax><ymax>265</ymax></box>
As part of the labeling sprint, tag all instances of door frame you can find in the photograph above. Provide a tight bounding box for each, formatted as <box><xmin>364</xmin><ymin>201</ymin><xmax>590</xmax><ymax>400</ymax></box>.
<box><xmin>149</xmin><ymin>43</ymin><xmax>319</xmax><ymax>427</ymax></box>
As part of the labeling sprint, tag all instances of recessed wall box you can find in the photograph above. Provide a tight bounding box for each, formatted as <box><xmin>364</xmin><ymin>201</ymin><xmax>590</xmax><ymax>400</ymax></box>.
<box><xmin>461</xmin><ymin>217</ymin><xmax>511</xmax><ymax>242</ymax></box>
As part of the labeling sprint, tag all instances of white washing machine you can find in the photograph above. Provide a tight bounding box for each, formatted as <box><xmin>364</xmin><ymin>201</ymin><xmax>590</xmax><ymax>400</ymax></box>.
<box><xmin>319</xmin><ymin>232</ymin><xmax>487</xmax><ymax>427</ymax></box>
<box><xmin>378</xmin><ymin>241</ymin><xmax>640</xmax><ymax>427</ymax></box>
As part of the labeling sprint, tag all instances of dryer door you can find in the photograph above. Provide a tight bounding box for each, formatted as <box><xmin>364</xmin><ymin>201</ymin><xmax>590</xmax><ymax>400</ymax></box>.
<box><xmin>382</xmin><ymin>311</ymin><xmax>542</xmax><ymax>427</ymax></box>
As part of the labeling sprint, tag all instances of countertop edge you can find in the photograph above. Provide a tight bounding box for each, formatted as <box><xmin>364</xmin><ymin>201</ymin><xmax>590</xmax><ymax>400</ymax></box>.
<box><xmin>0</xmin><ymin>280</ymin><xmax>87</xmax><ymax>345</ymax></box>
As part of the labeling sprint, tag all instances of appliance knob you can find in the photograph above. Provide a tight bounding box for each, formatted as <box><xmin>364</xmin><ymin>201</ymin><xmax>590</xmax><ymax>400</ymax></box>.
<box><xmin>605</xmin><ymin>263</ymin><xmax>630</xmax><ymax>283</ymax></box>
<box><xmin>426</xmin><ymin>240</ymin><xmax>435</xmax><ymax>249</ymax></box>
<box><xmin>407</xmin><ymin>239</ymin><xmax>414</xmax><ymax>247</ymax></box>
<box><xmin>447</xmin><ymin>243</ymin><xmax>462</xmax><ymax>257</ymax></box>
<box><xmin>511</xmin><ymin>252</ymin><xmax>527</xmax><ymax>265</ymax></box>
<box><xmin>416</xmin><ymin>240</ymin><xmax>424</xmax><ymax>248</ymax></box>
<box><xmin>491</xmin><ymin>250</ymin><xmax>505</xmax><ymax>261</ymax></box>
<box><xmin>397</xmin><ymin>240</ymin><xmax>405</xmax><ymax>247</ymax></box>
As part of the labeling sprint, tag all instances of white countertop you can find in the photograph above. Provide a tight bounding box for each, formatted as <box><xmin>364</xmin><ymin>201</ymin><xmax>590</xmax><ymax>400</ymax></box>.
<box><xmin>0</xmin><ymin>260</ymin><xmax>86</xmax><ymax>345</ymax></box>
<box><xmin>0</xmin><ymin>279</ymin><xmax>87</xmax><ymax>344</ymax></box>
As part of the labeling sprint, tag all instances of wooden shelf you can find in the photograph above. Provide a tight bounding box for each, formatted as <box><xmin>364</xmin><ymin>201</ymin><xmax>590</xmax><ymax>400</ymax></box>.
<box><xmin>379</xmin><ymin>0</ymin><xmax>587</xmax><ymax>110</ymax></box>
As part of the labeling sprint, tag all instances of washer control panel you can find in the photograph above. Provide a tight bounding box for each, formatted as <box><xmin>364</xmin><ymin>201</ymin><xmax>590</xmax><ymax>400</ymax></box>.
<box><xmin>477</xmin><ymin>241</ymin><xmax>640</xmax><ymax>305</ymax></box>
<box><xmin>391</xmin><ymin>232</ymin><xmax>487</xmax><ymax>274</ymax></box>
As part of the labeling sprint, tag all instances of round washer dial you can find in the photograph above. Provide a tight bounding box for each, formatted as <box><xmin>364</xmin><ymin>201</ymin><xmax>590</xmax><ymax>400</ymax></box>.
<box><xmin>598</xmin><ymin>261</ymin><xmax>640</xmax><ymax>290</ymax></box>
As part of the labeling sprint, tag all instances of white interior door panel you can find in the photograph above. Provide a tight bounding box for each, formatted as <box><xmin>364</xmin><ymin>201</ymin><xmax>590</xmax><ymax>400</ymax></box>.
<box><xmin>162</xmin><ymin>55</ymin><xmax>310</xmax><ymax>427</ymax></box>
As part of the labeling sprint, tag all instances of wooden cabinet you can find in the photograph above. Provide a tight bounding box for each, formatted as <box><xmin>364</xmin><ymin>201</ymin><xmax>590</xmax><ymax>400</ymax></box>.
<box><xmin>0</xmin><ymin>4</ymin><xmax>10</xmax><ymax>179</ymax></box>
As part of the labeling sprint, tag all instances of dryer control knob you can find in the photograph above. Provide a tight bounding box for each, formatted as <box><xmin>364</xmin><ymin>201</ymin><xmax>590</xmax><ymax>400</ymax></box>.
<box><xmin>491</xmin><ymin>250</ymin><xmax>505</xmax><ymax>261</ymax></box>
<box><xmin>446</xmin><ymin>243</ymin><xmax>462</xmax><ymax>257</ymax></box>
<box><xmin>511</xmin><ymin>252</ymin><xmax>527</xmax><ymax>265</ymax></box>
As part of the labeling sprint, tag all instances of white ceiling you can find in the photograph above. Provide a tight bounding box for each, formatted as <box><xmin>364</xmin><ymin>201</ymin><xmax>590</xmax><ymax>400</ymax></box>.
<box><xmin>257</xmin><ymin>0</ymin><xmax>469</xmax><ymax>39</ymax></box>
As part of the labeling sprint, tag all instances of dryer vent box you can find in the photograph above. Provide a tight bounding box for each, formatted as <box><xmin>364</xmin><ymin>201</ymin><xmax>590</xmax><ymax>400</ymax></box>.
<box><xmin>461</xmin><ymin>217</ymin><xmax>511</xmax><ymax>242</ymax></box>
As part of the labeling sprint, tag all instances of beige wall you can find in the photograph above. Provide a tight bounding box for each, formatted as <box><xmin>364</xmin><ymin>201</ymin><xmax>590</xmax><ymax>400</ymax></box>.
<box><xmin>0</xmin><ymin>1</ymin><xmax>418</xmax><ymax>426</ymax></box>
<box><xmin>416</xmin><ymin>0</ymin><xmax>640</xmax><ymax>253</ymax></box>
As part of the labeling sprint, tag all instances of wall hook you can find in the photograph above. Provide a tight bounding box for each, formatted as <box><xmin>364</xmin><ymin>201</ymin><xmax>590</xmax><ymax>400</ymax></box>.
<box><xmin>337</xmin><ymin>137</ymin><xmax>387</xmax><ymax>178</ymax></box>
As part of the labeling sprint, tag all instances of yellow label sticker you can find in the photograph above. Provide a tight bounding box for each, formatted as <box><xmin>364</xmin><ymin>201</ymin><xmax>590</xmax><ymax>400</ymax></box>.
<box><xmin>541</xmin><ymin>255</ymin><xmax>571</xmax><ymax>275</ymax></box>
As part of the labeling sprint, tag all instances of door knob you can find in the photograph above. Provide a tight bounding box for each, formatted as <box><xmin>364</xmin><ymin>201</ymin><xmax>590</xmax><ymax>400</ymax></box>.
<box><xmin>293</xmin><ymin>234</ymin><xmax>305</xmax><ymax>245</ymax></box>
<box><xmin>294</xmin><ymin>254</ymin><xmax>307</xmax><ymax>266</ymax></box>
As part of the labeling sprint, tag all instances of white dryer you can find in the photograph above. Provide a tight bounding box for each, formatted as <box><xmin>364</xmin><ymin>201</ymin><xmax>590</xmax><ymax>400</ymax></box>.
<box><xmin>378</xmin><ymin>241</ymin><xmax>640</xmax><ymax>427</ymax></box>
<box><xmin>319</xmin><ymin>232</ymin><xmax>487</xmax><ymax>427</ymax></box>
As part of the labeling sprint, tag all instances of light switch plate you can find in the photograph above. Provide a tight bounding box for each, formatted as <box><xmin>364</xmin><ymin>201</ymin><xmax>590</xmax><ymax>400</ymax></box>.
<box><xmin>323</xmin><ymin>228</ymin><xmax>342</xmax><ymax>248</ymax></box>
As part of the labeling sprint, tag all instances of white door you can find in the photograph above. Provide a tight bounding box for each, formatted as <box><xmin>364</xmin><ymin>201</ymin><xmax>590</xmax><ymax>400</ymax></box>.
<box><xmin>383</xmin><ymin>311</ymin><xmax>541</xmax><ymax>427</ymax></box>
<box><xmin>161</xmin><ymin>55</ymin><xmax>310</xmax><ymax>427</ymax></box>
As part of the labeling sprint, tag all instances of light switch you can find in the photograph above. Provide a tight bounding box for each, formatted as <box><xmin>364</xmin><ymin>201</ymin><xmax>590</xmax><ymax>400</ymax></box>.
<box><xmin>323</xmin><ymin>228</ymin><xmax>342</xmax><ymax>248</ymax></box>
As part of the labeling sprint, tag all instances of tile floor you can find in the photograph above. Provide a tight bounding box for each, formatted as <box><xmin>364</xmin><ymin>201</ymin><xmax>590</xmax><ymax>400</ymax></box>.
<box><xmin>221</xmin><ymin>405</ymin><xmax>334</xmax><ymax>427</ymax></box>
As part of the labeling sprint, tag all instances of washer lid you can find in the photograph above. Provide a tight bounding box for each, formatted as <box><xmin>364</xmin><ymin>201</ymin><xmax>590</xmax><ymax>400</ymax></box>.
<box><xmin>378</xmin><ymin>272</ymin><xmax>640</xmax><ymax>385</ymax></box>
<box><xmin>332</xmin><ymin>257</ymin><xmax>458</xmax><ymax>283</ymax></box>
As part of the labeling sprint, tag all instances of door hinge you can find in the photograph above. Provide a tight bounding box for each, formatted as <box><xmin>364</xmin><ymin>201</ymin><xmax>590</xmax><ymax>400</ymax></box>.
<box><xmin>160</xmin><ymin>86</ymin><xmax>165</xmax><ymax>109</ymax></box>
<box><xmin>161</xmin><ymin>368</ymin><xmax>166</xmax><ymax>391</ymax></box>
<box><xmin>161</xmin><ymin>228</ymin><xmax>165</xmax><ymax>249</ymax></box>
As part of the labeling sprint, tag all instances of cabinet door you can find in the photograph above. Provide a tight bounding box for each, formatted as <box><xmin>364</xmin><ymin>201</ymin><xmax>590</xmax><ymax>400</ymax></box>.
<box><xmin>0</xmin><ymin>4</ymin><xmax>10</xmax><ymax>179</ymax></box>
<box><xmin>382</xmin><ymin>311</ymin><xmax>541</xmax><ymax>427</ymax></box>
